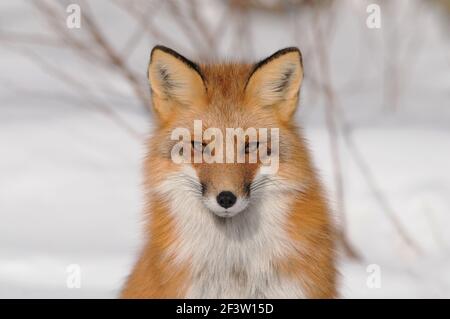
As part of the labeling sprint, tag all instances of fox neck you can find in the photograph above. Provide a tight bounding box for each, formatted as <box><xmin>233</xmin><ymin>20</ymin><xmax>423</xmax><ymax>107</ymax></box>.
<box><xmin>153</xmin><ymin>166</ymin><xmax>307</xmax><ymax>298</ymax></box>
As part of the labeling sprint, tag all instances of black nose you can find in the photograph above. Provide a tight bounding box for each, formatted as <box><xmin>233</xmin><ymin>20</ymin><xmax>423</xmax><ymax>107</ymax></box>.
<box><xmin>216</xmin><ymin>191</ymin><xmax>237</xmax><ymax>209</ymax></box>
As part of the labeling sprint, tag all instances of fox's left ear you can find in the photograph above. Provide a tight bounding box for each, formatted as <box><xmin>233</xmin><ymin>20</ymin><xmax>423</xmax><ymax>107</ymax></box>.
<box><xmin>148</xmin><ymin>45</ymin><xmax>207</xmax><ymax>122</ymax></box>
<box><xmin>245</xmin><ymin>47</ymin><xmax>303</xmax><ymax>121</ymax></box>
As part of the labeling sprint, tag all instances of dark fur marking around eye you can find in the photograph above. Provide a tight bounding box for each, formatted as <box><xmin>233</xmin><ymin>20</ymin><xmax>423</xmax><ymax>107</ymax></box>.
<box><xmin>201</xmin><ymin>182</ymin><xmax>207</xmax><ymax>196</ymax></box>
<box><xmin>244</xmin><ymin>183</ymin><xmax>251</xmax><ymax>196</ymax></box>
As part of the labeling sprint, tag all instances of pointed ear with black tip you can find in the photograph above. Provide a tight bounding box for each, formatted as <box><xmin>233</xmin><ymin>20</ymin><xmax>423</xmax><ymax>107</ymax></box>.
<box><xmin>245</xmin><ymin>47</ymin><xmax>303</xmax><ymax>121</ymax></box>
<box><xmin>148</xmin><ymin>45</ymin><xmax>207</xmax><ymax>122</ymax></box>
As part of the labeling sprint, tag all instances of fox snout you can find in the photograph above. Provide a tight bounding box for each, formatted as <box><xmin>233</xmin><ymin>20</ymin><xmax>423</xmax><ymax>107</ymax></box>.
<box><xmin>203</xmin><ymin>188</ymin><xmax>250</xmax><ymax>218</ymax></box>
<box><xmin>216</xmin><ymin>191</ymin><xmax>237</xmax><ymax>209</ymax></box>
<box><xmin>197</xmin><ymin>164</ymin><xmax>255</xmax><ymax>218</ymax></box>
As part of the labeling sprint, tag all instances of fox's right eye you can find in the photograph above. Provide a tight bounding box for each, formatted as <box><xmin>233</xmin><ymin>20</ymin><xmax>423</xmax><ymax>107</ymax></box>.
<box><xmin>245</xmin><ymin>141</ymin><xmax>259</xmax><ymax>154</ymax></box>
<box><xmin>191</xmin><ymin>141</ymin><xmax>204</xmax><ymax>152</ymax></box>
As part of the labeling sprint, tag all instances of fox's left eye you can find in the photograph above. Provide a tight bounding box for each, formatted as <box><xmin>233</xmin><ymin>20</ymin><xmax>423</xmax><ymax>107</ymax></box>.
<box><xmin>191</xmin><ymin>140</ymin><xmax>205</xmax><ymax>152</ymax></box>
<box><xmin>245</xmin><ymin>141</ymin><xmax>259</xmax><ymax>154</ymax></box>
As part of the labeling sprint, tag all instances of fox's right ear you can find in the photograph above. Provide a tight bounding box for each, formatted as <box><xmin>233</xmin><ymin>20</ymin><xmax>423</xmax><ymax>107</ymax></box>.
<box><xmin>245</xmin><ymin>47</ymin><xmax>303</xmax><ymax>122</ymax></box>
<box><xmin>148</xmin><ymin>46</ymin><xmax>207</xmax><ymax>121</ymax></box>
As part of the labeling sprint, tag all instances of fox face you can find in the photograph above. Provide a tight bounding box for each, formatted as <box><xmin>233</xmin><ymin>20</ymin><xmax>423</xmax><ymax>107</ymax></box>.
<box><xmin>122</xmin><ymin>47</ymin><xmax>337</xmax><ymax>298</ymax></box>
<box><xmin>147</xmin><ymin>46</ymin><xmax>307</xmax><ymax>219</ymax></box>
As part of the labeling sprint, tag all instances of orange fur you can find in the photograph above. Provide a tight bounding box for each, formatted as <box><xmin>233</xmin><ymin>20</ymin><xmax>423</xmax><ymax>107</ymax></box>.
<box><xmin>121</xmin><ymin>46</ymin><xmax>337</xmax><ymax>299</ymax></box>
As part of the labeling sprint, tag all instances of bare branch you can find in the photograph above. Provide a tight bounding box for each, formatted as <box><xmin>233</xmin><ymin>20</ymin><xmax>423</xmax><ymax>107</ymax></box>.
<box><xmin>310</xmin><ymin>2</ymin><xmax>420</xmax><ymax>257</ymax></box>
<box><xmin>11</xmin><ymin>46</ymin><xmax>143</xmax><ymax>141</ymax></box>
<box><xmin>76</xmin><ymin>1</ymin><xmax>151</xmax><ymax>114</ymax></box>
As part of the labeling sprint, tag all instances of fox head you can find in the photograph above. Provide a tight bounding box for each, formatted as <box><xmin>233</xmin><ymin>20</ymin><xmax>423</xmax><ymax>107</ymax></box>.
<box><xmin>146</xmin><ymin>46</ymin><xmax>311</xmax><ymax>218</ymax></box>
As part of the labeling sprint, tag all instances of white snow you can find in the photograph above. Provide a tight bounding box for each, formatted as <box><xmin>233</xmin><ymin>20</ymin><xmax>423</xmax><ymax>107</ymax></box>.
<box><xmin>0</xmin><ymin>0</ymin><xmax>449</xmax><ymax>298</ymax></box>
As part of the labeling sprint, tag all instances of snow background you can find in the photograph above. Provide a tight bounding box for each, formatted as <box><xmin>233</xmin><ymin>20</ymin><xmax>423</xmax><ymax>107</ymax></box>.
<box><xmin>0</xmin><ymin>0</ymin><xmax>449</xmax><ymax>298</ymax></box>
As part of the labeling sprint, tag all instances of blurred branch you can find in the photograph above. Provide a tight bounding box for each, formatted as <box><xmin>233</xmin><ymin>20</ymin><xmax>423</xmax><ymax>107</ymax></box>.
<box><xmin>0</xmin><ymin>31</ymin><xmax>63</xmax><ymax>47</ymax></box>
<box><xmin>31</xmin><ymin>1</ymin><xmax>104</xmax><ymax>61</ymax></box>
<box><xmin>77</xmin><ymin>0</ymin><xmax>151</xmax><ymax>114</ymax></box>
<box><xmin>311</xmin><ymin>3</ymin><xmax>360</xmax><ymax>260</ymax></box>
<box><xmin>118</xmin><ymin>1</ymin><xmax>161</xmax><ymax>59</ymax></box>
<box><xmin>167</xmin><ymin>0</ymin><xmax>211</xmax><ymax>58</ymax></box>
<box><xmin>111</xmin><ymin>0</ymin><xmax>191</xmax><ymax>55</ymax></box>
<box><xmin>342</xmin><ymin>123</ymin><xmax>421</xmax><ymax>254</ymax></box>
<box><xmin>381</xmin><ymin>1</ymin><xmax>425</xmax><ymax>111</ymax></box>
<box><xmin>311</xmin><ymin>2</ymin><xmax>420</xmax><ymax>257</ymax></box>
<box><xmin>188</xmin><ymin>0</ymin><xmax>219</xmax><ymax>57</ymax></box>
<box><xmin>230</xmin><ymin>2</ymin><xmax>254</xmax><ymax>58</ymax></box>
<box><xmin>424</xmin><ymin>206</ymin><xmax>450</xmax><ymax>253</ymax></box>
<box><xmin>30</xmin><ymin>0</ymin><xmax>151</xmax><ymax>117</ymax></box>
<box><xmin>10</xmin><ymin>46</ymin><xmax>143</xmax><ymax>141</ymax></box>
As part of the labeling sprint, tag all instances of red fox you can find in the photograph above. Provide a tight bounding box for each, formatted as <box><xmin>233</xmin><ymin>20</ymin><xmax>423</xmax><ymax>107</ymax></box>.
<box><xmin>121</xmin><ymin>46</ymin><xmax>337</xmax><ymax>298</ymax></box>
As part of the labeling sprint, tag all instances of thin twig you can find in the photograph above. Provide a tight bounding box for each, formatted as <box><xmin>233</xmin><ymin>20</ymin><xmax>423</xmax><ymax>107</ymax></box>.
<box><xmin>111</xmin><ymin>0</ymin><xmax>189</xmax><ymax>54</ymax></box>
<box><xmin>341</xmin><ymin>123</ymin><xmax>421</xmax><ymax>254</ymax></box>
<box><xmin>311</xmin><ymin>4</ymin><xmax>360</xmax><ymax>259</ymax></box>
<box><xmin>0</xmin><ymin>31</ymin><xmax>63</xmax><ymax>47</ymax></box>
<box><xmin>187</xmin><ymin>0</ymin><xmax>218</xmax><ymax>57</ymax></box>
<box><xmin>77</xmin><ymin>0</ymin><xmax>151</xmax><ymax>114</ymax></box>
<box><xmin>12</xmin><ymin>46</ymin><xmax>143</xmax><ymax>141</ymax></box>
<box><xmin>166</xmin><ymin>0</ymin><xmax>209</xmax><ymax>58</ymax></box>
<box><xmin>311</xmin><ymin>2</ymin><xmax>420</xmax><ymax>257</ymax></box>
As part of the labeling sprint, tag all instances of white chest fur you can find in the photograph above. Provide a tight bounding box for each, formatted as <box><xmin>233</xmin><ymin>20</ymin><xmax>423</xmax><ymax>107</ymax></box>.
<box><xmin>156</xmin><ymin>169</ymin><xmax>307</xmax><ymax>298</ymax></box>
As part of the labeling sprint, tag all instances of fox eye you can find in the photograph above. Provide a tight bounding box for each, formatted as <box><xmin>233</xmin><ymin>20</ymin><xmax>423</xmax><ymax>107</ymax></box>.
<box><xmin>245</xmin><ymin>141</ymin><xmax>259</xmax><ymax>154</ymax></box>
<box><xmin>191</xmin><ymin>140</ymin><xmax>205</xmax><ymax>152</ymax></box>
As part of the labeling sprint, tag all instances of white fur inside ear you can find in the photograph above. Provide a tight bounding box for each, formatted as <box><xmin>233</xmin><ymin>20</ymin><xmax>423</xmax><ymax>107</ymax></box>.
<box><xmin>153</xmin><ymin>62</ymin><xmax>182</xmax><ymax>96</ymax></box>
<box><xmin>245</xmin><ymin>50</ymin><xmax>303</xmax><ymax>117</ymax></box>
<box><xmin>149</xmin><ymin>59</ymin><xmax>191</xmax><ymax>101</ymax></box>
<box><xmin>258</xmin><ymin>61</ymin><xmax>301</xmax><ymax>103</ymax></box>
<box><xmin>266</xmin><ymin>62</ymin><xmax>298</xmax><ymax>95</ymax></box>
<box><xmin>148</xmin><ymin>48</ymin><xmax>206</xmax><ymax>108</ymax></box>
